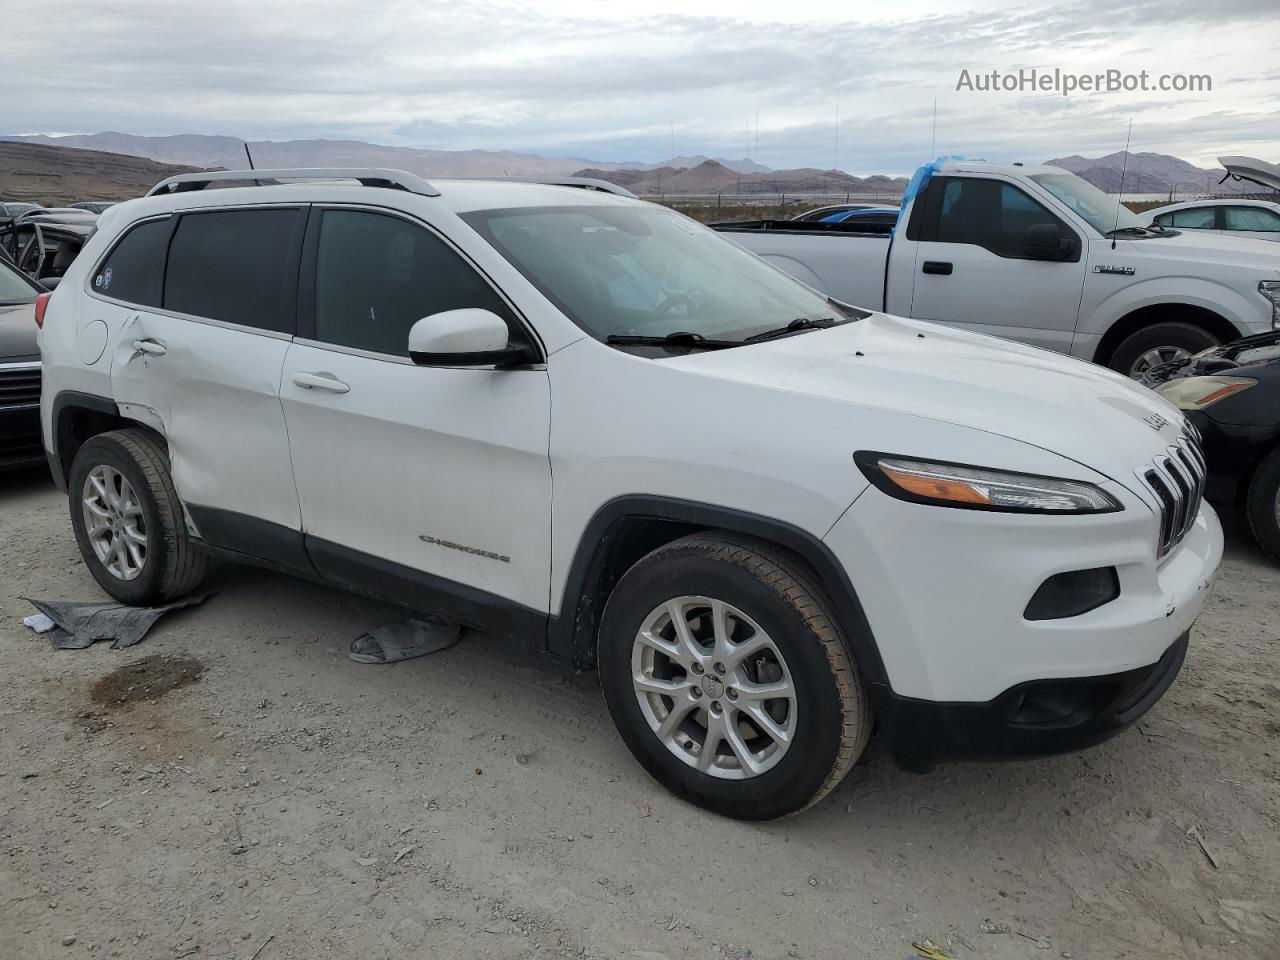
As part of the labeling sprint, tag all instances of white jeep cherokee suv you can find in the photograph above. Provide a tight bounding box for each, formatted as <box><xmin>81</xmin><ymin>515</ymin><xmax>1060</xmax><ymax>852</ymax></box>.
<box><xmin>38</xmin><ymin>168</ymin><xmax>1223</xmax><ymax>819</ymax></box>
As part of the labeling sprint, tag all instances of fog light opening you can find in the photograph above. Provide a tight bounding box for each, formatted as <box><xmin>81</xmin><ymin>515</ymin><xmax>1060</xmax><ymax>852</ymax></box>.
<box><xmin>1024</xmin><ymin>567</ymin><xmax>1120</xmax><ymax>621</ymax></box>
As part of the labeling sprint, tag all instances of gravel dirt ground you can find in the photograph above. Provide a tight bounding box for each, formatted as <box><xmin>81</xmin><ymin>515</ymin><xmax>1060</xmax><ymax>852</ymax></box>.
<box><xmin>2</xmin><ymin>467</ymin><xmax>1278</xmax><ymax>960</ymax></box>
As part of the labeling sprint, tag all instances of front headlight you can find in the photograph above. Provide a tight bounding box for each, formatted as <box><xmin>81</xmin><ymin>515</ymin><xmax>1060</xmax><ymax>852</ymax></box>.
<box><xmin>1261</xmin><ymin>280</ymin><xmax>1280</xmax><ymax>329</ymax></box>
<box><xmin>1154</xmin><ymin>375</ymin><xmax>1256</xmax><ymax>411</ymax></box>
<box><xmin>854</xmin><ymin>453</ymin><xmax>1121</xmax><ymax>514</ymax></box>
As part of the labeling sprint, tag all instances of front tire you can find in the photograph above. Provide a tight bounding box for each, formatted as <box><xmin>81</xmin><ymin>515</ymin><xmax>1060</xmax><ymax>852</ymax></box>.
<box><xmin>598</xmin><ymin>533</ymin><xmax>871</xmax><ymax>820</ymax></box>
<box><xmin>1108</xmin><ymin>322</ymin><xmax>1219</xmax><ymax>379</ymax></box>
<box><xmin>69</xmin><ymin>429</ymin><xmax>208</xmax><ymax>605</ymax></box>
<box><xmin>1246</xmin><ymin>447</ymin><xmax>1280</xmax><ymax>563</ymax></box>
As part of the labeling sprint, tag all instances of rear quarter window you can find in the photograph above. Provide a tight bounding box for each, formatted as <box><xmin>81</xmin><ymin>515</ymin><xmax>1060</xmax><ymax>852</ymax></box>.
<box><xmin>92</xmin><ymin>218</ymin><xmax>172</xmax><ymax>307</ymax></box>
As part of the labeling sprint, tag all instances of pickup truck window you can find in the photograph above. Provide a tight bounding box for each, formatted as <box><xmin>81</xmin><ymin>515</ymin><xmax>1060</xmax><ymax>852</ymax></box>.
<box><xmin>464</xmin><ymin>204</ymin><xmax>860</xmax><ymax>345</ymax></box>
<box><xmin>1224</xmin><ymin>206</ymin><xmax>1280</xmax><ymax>232</ymax></box>
<box><xmin>927</xmin><ymin>178</ymin><xmax>1077</xmax><ymax>260</ymax></box>
<box><xmin>1029</xmin><ymin>171</ymin><xmax>1149</xmax><ymax>235</ymax></box>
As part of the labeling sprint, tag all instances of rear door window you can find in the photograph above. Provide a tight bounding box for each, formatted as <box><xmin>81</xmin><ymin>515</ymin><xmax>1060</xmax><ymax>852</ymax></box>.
<box><xmin>163</xmin><ymin>208</ymin><xmax>305</xmax><ymax>333</ymax></box>
<box><xmin>93</xmin><ymin>218</ymin><xmax>171</xmax><ymax>306</ymax></box>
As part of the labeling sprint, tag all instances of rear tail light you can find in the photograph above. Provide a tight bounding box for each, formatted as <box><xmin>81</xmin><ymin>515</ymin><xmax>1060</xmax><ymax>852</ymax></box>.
<box><xmin>34</xmin><ymin>292</ymin><xmax>51</xmax><ymax>329</ymax></box>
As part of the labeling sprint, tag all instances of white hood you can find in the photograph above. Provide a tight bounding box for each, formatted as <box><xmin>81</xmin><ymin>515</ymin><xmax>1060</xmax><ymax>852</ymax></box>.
<box><xmin>670</xmin><ymin>313</ymin><xmax>1187</xmax><ymax>484</ymax></box>
<box><xmin>1137</xmin><ymin>228</ymin><xmax>1280</xmax><ymax>273</ymax></box>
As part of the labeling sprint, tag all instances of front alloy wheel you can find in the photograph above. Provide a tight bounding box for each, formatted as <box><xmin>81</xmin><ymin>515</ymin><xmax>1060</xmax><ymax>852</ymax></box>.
<box><xmin>599</xmin><ymin>533</ymin><xmax>871</xmax><ymax>820</ymax></box>
<box><xmin>632</xmin><ymin>596</ymin><xmax>797</xmax><ymax>779</ymax></box>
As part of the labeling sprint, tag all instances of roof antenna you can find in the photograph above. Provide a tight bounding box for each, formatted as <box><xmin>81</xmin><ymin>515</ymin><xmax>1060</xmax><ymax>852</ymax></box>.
<box><xmin>1110</xmin><ymin>119</ymin><xmax>1133</xmax><ymax>250</ymax></box>
<box><xmin>243</xmin><ymin>142</ymin><xmax>256</xmax><ymax>170</ymax></box>
<box><xmin>930</xmin><ymin>98</ymin><xmax>937</xmax><ymax>158</ymax></box>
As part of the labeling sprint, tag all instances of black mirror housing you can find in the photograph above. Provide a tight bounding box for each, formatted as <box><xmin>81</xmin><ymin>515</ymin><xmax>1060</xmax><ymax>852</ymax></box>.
<box><xmin>409</xmin><ymin>343</ymin><xmax>538</xmax><ymax>368</ymax></box>
<box><xmin>1022</xmin><ymin>223</ymin><xmax>1078</xmax><ymax>262</ymax></box>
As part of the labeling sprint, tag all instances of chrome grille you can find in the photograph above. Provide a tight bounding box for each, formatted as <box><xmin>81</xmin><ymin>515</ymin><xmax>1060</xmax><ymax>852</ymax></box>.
<box><xmin>1136</xmin><ymin>432</ymin><xmax>1206</xmax><ymax>559</ymax></box>
<box><xmin>0</xmin><ymin>363</ymin><xmax>42</xmax><ymax>410</ymax></box>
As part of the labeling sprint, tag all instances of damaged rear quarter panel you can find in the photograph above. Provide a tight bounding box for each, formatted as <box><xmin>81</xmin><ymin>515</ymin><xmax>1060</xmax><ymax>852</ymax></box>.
<box><xmin>109</xmin><ymin>310</ymin><xmax>301</xmax><ymax>532</ymax></box>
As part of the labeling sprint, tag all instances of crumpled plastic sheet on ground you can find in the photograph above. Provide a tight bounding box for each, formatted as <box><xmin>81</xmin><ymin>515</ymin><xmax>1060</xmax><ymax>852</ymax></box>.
<box><xmin>350</xmin><ymin>615</ymin><xmax>462</xmax><ymax>664</ymax></box>
<box><xmin>22</xmin><ymin>594</ymin><xmax>213</xmax><ymax>650</ymax></box>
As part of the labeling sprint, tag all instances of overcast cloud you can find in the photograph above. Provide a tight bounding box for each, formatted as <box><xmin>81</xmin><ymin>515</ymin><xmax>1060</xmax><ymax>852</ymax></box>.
<box><xmin>5</xmin><ymin>0</ymin><xmax>1276</xmax><ymax>173</ymax></box>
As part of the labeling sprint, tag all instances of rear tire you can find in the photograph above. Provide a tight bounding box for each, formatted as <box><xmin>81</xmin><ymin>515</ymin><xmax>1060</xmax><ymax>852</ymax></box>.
<box><xmin>1246</xmin><ymin>447</ymin><xmax>1280</xmax><ymax>563</ymax></box>
<box><xmin>69</xmin><ymin>429</ymin><xmax>207</xmax><ymax>605</ymax></box>
<box><xmin>1108</xmin><ymin>322</ymin><xmax>1220</xmax><ymax>379</ymax></box>
<box><xmin>598</xmin><ymin>533</ymin><xmax>871</xmax><ymax>820</ymax></box>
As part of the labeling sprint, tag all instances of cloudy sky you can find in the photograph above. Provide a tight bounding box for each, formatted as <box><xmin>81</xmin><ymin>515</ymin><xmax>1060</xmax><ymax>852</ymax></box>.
<box><xmin>7</xmin><ymin>0</ymin><xmax>1278</xmax><ymax>174</ymax></box>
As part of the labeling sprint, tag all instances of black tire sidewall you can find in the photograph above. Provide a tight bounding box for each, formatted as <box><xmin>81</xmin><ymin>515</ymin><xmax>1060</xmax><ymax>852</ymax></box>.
<box><xmin>1247</xmin><ymin>448</ymin><xmax>1280</xmax><ymax>562</ymax></box>
<box><xmin>69</xmin><ymin>436</ymin><xmax>171</xmax><ymax>605</ymax></box>
<box><xmin>599</xmin><ymin>548</ymin><xmax>848</xmax><ymax>820</ymax></box>
<box><xmin>1109</xmin><ymin>322</ymin><xmax>1219</xmax><ymax>376</ymax></box>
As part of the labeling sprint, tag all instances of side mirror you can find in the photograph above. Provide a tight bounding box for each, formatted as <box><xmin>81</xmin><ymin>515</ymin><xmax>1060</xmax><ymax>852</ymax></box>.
<box><xmin>407</xmin><ymin>308</ymin><xmax>536</xmax><ymax>367</ymax></box>
<box><xmin>38</xmin><ymin>276</ymin><xmax>61</xmax><ymax>291</ymax></box>
<box><xmin>1022</xmin><ymin>223</ymin><xmax>1074</xmax><ymax>261</ymax></box>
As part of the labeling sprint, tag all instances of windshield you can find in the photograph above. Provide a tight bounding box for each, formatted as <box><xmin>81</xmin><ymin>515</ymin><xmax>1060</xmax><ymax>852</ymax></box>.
<box><xmin>463</xmin><ymin>204</ymin><xmax>864</xmax><ymax>344</ymax></box>
<box><xmin>1030</xmin><ymin>172</ymin><xmax>1150</xmax><ymax>235</ymax></box>
<box><xmin>0</xmin><ymin>260</ymin><xmax>36</xmax><ymax>303</ymax></box>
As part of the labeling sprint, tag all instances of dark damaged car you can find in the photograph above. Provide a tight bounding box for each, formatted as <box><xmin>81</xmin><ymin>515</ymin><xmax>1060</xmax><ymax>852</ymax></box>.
<box><xmin>0</xmin><ymin>257</ymin><xmax>45</xmax><ymax>468</ymax></box>
<box><xmin>1145</xmin><ymin>332</ymin><xmax>1280</xmax><ymax>561</ymax></box>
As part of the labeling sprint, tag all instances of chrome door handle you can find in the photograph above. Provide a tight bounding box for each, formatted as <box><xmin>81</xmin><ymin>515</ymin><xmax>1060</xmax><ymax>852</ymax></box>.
<box><xmin>292</xmin><ymin>371</ymin><xmax>350</xmax><ymax>394</ymax></box>
<box><xmin>132</xmin><ymin>338</ymin><xmax>167</xmax><ymax>356</ymax></box>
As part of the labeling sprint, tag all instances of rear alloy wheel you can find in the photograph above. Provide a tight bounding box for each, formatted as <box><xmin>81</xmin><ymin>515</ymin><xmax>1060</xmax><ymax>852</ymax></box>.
<box><xmin>69</xmin><ymin>429</ymin><xmax>208</xmax><ymax>605</ymax></box>
<box><xmin>1246</xmin><ymin>447</ymin><xmax>1280</xmax><ymax>563</ymax></box>
<box><xmin>1109</xmin><ymin>322</ymin><xmax>1220</xmax><ymax>379</ymax></box>
<box><xmin>82</xmin><ymin>464</ymin><xmax>149</xmax><ymax>581</ymax></box>
<box><xmin>599</xmin><ymin>533</ymin><xmax>871</xmax><ymax>820</ymax></box>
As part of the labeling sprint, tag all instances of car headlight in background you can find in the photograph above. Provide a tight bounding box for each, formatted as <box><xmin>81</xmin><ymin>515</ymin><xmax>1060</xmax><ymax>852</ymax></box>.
<box><xmin>1261</xmin><ymin>280</ymin><xmax>1280</xmax><ymax>329</ymax></box>
<box><xmin>1154</xmin><ymin>375</ymin><xmax>1256</xmax><ymax>411</ymax></box>
<box><xmin>855</xmin><ymin>454</ymin><xmax>1121</xmax><ymax>513</ymax></box>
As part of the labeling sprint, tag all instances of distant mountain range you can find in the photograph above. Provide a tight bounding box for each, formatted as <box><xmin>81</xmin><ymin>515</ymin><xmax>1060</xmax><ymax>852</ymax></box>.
<box><xmin>1</xmin><ymin>131</ymin><xmax>1271</xmax><ymax>205</ymax></box>
<box><xmin>1044</xmin><ymin>151</ymin><xmax>1262</xmax><ymax>195</ymax></box>
<box><xmin>0</xmin><ymin>132</ymin><xmax>769</xmax><ymax>179</ymax></box>
<box><xmin>575</xmin><ymin>160</ymin><xmax>908</xmax><ymax>197</ymax></box>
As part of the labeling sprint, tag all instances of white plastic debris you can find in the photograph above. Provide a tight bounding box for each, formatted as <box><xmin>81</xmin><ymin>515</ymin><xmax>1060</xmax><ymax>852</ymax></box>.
<box><xmin>22</xmin><ymin>613</ymin><xmax>56</xmax><ymax>634</ymax></box>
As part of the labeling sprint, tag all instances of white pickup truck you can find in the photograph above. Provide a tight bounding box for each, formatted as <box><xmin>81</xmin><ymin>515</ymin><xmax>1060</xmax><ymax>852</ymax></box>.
<box><xmin>714</xmin><ymin>160</ymin><xmax>1280</xmax><ymax>377</ymax></box>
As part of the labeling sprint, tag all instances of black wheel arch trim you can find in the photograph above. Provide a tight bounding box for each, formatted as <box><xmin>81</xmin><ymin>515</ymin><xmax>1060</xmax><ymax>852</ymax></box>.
<box><xmin>548</xmin><ymin>495</ymin><xmax>890</xmax><ymax>688</ymax></box>
<box><xmin>47</xmin><ymin>390</ymin><xmax>125</xmax><ymax>492</ymax></box>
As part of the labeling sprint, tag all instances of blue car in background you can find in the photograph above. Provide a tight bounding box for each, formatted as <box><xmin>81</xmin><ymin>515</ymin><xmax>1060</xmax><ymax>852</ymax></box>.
<box><xmin>815</xmin><ymin>206</ymin><xmax>900</xmax><ymax>225</ymax></box>
<box><xmin>792</xmin><ymin>203</ymin><xmax>900</xmax><ymax>227</ymax></box>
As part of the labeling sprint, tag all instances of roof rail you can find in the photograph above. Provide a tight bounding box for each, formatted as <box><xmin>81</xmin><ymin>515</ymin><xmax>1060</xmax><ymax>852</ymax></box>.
<box><xmin>458</xmin><ymin>176</ymin><xmax>637</xmax><ymax>199</ymax></box>
<box><xmin>146</xmin><ymin>168</ymin><xmax>441</xmax><ymax>198</ymax></box>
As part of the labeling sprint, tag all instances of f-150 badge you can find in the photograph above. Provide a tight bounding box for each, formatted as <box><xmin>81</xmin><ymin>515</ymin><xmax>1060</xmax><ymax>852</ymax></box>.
<box><xmin>1093</xmin><ymin>265</ymin><xmax>1136</xmax><ymax>276</ymax></box>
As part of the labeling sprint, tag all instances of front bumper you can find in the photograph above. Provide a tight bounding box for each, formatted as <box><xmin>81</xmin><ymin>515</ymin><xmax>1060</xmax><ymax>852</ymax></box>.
<box><xmin>826</xmin><ymin>478</ymin><xmax>1222</xmax><ymax>704</ymax></box>
<box><xmin>0</xmin><ymin>360</ymin><xmax>43</xmax><ymax>469</ymax></box>
<box><xmin>875</xmin><ymin>631</ymin><xmax>1188</xmax><ymax>772</ymax></box>
<box><xmin>0</xmin><ymin>402</ymin><xmax>43</xmax><ymax>469</ymax></box>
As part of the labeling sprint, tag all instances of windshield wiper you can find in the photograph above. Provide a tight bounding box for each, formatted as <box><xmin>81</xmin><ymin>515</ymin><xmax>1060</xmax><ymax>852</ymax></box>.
<box><xmin>743</xmin><ymin>317</ymin><xmax>838</xmax><ymax>343</ymax></box>
<box><xmin>605</xmin><ymin>331</ymin><xmax>739</xmax><ymax>350</ymax></box>
<box><xmin>1104</xmin><ymin>226</ymin><xmax>1156</xmax><ymax>238</ymax></box>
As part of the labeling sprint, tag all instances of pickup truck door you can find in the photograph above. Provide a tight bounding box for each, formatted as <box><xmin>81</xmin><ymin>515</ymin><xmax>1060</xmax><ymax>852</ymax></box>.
<box><xmin>898</xmin><ymin>176</ymin><xmax>1087</xmax><ymax>353</ymax></box>
<box><xmin>279</xmin><ymin>207</ymin><xmax>553</xmax><ymax>632</ymax></box>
